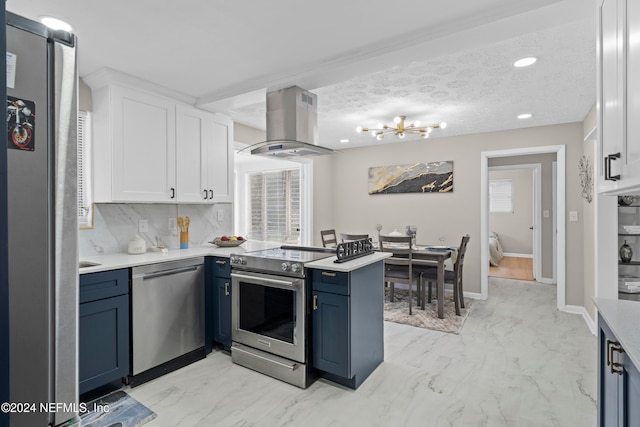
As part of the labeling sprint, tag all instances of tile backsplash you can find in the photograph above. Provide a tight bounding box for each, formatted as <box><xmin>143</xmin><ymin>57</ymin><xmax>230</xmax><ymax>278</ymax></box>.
<box><xmin>79</xmin><ymin>203</ymin><xmax>233</xmax><ymax>257</ymax></box>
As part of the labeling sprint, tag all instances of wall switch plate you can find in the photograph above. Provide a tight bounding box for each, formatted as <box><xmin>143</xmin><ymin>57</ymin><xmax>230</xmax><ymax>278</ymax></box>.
<box><xmin>217</xmin><ymin>210</ymin><xmax>224</xmax><ymax>221</ymax></box>
<box><xmin>138</xmin><ymin>219</ymin><xmax>148</xmax><ymax>233</ymax></box>
<box><xmin>168</xmin><ymin>218</ymin><xmax>177</xmax><ymax>235</ymax></box>
<box><xmin>543</xmin><ymin>210</ymin><xmax>550</xmax><ymax>218</ymax></box>
<box><xmin>569</xmin><ymin>211</ymin><xmax>579</xmax><ymax>222</ymax></box>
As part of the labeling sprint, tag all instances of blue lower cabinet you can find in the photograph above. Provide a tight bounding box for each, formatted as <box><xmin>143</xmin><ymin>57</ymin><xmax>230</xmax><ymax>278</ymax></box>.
<box><xmin>312</xmin><ymin>291</ymin><xmax>350</xmax><ymax>378</ymax></box>
<box><xmin>213</xmin><ymin>276</ymin><xmax>232</xmax><ymax>349</ymax></box>
<box><xmin>599</xmin><ymin>313</ymin><xmax>640</xmax><ymax>426</ymax></box>
<box><xmin>79</xmin><ymin>269</ymin><xmax>129</xmax><ymax>395</ymax></box>
<box><xmin>205</xmin><ymin>257</ymin><xmax>232</xmax><ymax>351</ymax></box>
<box><xmin>311</xmin><ymin>262</ymin><xmax>384</xmax><ymax>389</ymax></box>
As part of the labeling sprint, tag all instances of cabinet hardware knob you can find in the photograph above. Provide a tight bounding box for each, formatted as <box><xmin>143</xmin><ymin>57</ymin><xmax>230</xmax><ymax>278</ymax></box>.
<box><xmin>203</xmin><ymin>190</ymin><xmax>208</xmax><ymax>199</ymax></box>
<box><xmin>321</xmin><ymin>272</ymin><xmax>337</xmax><ymax>277</ymax></box>
<box><xmin>170</xmin><ymin>187</ymin><xmax>176</xmax><ymax>199</ymax></box>
<box><xmin>224</xmin><ymin>282</ymin><xmax>230</xmax><ymax>296</ymax></box>
<box><xmin>209</xmin><ymin>189</ymin><xmax>213</xmax><ymax>199</ymax></box>
<box><xmin>313</xmin><ymin>295</ymin><xmax>318</xmax><ymax>310</ymax></box>
<box><xmin>215</xmin><ymin>260</ymin><xmax>226</xmax><ymax>265</ymax></box>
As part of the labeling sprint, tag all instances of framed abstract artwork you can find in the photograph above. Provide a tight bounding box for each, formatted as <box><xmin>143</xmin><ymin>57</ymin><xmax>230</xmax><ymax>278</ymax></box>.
<box><xmin>368</xmin><ymin>161</ymin><xmax>453</xmax><ymax>195</ymax></box>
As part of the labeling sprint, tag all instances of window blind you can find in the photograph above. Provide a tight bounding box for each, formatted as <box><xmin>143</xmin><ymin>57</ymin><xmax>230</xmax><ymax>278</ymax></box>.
<box><xmin>248</xmin><ymin>169</ymin><xmax>301</xmax><ymax>244</ymax></box>
<box><xmin>489</xmin><ymin>179</ymin><xmax>513</xmax><ymax>213</ymax></box>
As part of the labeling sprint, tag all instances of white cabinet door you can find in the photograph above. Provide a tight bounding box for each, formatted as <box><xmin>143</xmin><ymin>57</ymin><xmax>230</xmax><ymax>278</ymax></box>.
<box><xmin>599</xmin><ymin>0</ymin><xmax>640</xmax><ymax>193</ymax></box>
<box><xmin>204</xmin><ymin>116</ymin><xmax>234</xmax><ymax>203</ymax></box>
<box><xmin>176</xmin><ymin>107</ymin><xmax>233</xmax><ymax>203</ymax></box>
<box><xmin>599</xmin><ymin>0</ymin><xmax>625</xmax><ymax>191</ymax></box>
<box><xmin>176</xmin><ymin>105</ymin><xmax>208</xmax><ymax>203</ymax></box>
<box><xmin>111</xmin><ymin>86</ymin><xmax>176</xmax><ymax>202</ymax></box>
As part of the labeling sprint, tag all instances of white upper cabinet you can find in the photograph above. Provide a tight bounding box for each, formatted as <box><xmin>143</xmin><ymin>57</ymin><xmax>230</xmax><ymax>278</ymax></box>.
<box><xmin>598</xmin><ymin>0</ymin><xmax>640</xmax><ymax>194</ymax></box>
<box><xmin>176</xmin><ymin>106</ymin><xmax>234</xmax><ymax>203</ymax></box>
<box><xmin>86</xmin><ymin>70</ymin><xmax>233</xmax><ymax>204</ymax></box>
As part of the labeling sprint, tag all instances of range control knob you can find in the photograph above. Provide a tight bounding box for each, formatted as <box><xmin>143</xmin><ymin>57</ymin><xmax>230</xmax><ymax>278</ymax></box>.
<box><xmin>281</xmin><ymin>262</ymin><xmax>290</xmax><ymax>271</ymax></box>
<box><xmin>291</xmin><ymin>263</ymin><xmax>301</xmax><ymax>273</ymax></box>
<box><xmin>241</xmin><ymin>258</ymin><xmax>247</xmax><ymax>265</ymax></box>
<box><xmin>230</xmin><ymin>256</ymin><xmax>239</xmax><ymax>264</ymax></box>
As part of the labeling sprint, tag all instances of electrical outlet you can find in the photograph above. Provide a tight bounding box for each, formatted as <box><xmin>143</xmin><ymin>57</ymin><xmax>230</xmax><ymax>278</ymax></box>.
<box><xmin>217</xmin><ymin>210</ymin><xmax>224</xmax><ymax>221</ymax></box>
<box><xmin>138</xmin><ymin>219</ymin><xmax>148</xmax><ymax>233</ymax></box>
<box><xmin>569</xmin><ymin>211</ymin><xmax>579</xmax><ymax>222</ymax></box>
<box><xmin>168</xmin><ymin>218</ymin><xmax>177</xmax><ymax>235</ymax></box>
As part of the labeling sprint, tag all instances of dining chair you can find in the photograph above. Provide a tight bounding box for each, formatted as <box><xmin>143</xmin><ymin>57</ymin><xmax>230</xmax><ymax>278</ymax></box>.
<box><xmin>320</xmin><ymin>229</ymin><xmax>338</xmax><ymax>248</ymax></box>
<box><xmin>379</xmin><ymin>235</ymin><xmax>419</xmax><ymax>315</ymax></box>
<box><xmin>417</xmin><ymin>235</ymin><xmax>470</xmax><ymax>315</ymax></box>
<box><xmin>340</xmin><ymin>233</ymin><xmax>369</xmax><ymax>242</ymax></box>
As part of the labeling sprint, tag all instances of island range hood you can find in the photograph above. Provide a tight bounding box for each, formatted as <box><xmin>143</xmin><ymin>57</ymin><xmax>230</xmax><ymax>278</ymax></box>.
<box><xmin>250</xmin><ymin>86</ymin><xmax>333</xmax><ymax>158</ymax></box>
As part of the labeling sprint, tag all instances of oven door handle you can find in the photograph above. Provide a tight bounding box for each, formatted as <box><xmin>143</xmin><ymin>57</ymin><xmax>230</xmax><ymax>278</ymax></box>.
<box><xmin>231</xmin><ymin>272</ymin><xmax>300</xmax><ymax>288</ymax></box>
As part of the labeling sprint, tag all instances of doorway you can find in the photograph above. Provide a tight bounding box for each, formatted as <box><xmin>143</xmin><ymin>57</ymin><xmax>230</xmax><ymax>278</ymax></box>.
<box><xmin>488</xmin><ymin>164</ymin><xmax>541</xmax><ymax>282</ymax></box>
<box><xmin>480</xmin><ymin>145</ymin><xmax>566</xmax><ymax>311</ymax></box>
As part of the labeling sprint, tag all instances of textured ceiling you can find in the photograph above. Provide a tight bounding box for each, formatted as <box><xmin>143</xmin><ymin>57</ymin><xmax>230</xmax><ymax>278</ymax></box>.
<box><xmin>229</xmin><ymin>18</ymin><xmax>596</xmax><ymax>149</ymax></box>
<box><xmin>6</xmin><ymin>0</ymin><xmax>596</xmax><ymax>150</ymax></box>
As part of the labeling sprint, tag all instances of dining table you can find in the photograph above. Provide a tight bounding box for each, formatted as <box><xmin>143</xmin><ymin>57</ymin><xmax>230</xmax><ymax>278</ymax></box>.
<box><xmin>411</xmin><ymin>245</ymin><xmax>454</xmax><ymax>319</ymax></box>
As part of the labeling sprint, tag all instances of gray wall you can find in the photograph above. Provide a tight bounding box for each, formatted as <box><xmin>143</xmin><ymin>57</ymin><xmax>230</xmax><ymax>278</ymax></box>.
<box><xmin>489</xmin><ymin>168</ymin><xmax>533</xmax><ymax>255</ymax></box>
<box><xmin>313</xmin><ymin>122</ymin><xmax>585</xmax><ymax>306</ymax></box>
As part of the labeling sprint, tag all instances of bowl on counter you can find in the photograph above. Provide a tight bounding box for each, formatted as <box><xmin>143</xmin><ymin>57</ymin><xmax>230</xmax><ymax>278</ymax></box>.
<box><xmin>209</xmin><ymin>236</ymin><xmax>247</xmax><ymax>247</ymax></box>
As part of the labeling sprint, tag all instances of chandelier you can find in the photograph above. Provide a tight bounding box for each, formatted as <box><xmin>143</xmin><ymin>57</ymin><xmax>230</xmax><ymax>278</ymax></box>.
<box><xmin>356</xmin><ymin>115</ymin><xmax>447</xmax><ymax>140</ymax></box>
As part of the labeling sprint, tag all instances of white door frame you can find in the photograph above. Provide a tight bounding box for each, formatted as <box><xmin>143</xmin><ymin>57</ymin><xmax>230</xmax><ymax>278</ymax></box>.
<box><xmin>480</xmin><ymin>145</ymin><xmax>566</xmax><ymax>311</ymax></box>
<box><xmin>488</xmin><ymin>163</ymin><xmax>542</xmax><ymax>281</ymax></box>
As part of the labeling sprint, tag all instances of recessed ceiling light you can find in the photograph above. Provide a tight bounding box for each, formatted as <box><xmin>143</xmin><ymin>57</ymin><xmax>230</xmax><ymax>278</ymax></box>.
<box><xmin>513</xmin><ymin>57</ymin><xmax>537</xmax><ymax>68</ymax></box>
<box><xmin>518</xmin><ymin>113</ymin><xmax>533</xmax><ymax>119</ymax></box>
<box><xmin>340</xmin><ymin>139</ymin><xmax>349</xmax><ymax>143</ymax></box>
<box><xmin>39</xmin><ymin>16</ymin><xmax>73</xmax><ymax>32</ymax></box>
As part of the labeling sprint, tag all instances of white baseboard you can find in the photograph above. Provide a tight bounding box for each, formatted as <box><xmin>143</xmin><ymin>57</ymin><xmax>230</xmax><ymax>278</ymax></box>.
<box><xmin>463</xmin><ymin>291</ymin><xmax>483</xmax><ymax>300</ymax></box>
<box><xmin>537</xmin><ymin>277</ymin><xmax>556</xmax><ymax>285</ymax></box>
<box><xmin>502</xmin><ymin>253</ymin><xmax>533</xmax><ymax>258</ymax></box>
<box><xmin>564</xmin><ymin>305</ymin><xmax>597</xmax><ymax>335</ymax></box>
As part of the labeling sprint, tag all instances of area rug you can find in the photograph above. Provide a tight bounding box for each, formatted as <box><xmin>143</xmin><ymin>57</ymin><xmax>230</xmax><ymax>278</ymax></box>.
<box><xmin>384</xmin><ymin>289</ymin><xmax>473</xmax><ymax>334</ymax></box>
<box><xmin>80</xmin><ymin>390</ymin><xmax>157</xmax><ymax>427</ymax></box>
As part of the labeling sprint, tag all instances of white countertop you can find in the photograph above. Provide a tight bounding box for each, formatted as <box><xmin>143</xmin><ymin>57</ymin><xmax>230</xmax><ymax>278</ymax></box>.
<box><xmin>305</xmin><ymin>252</ymin><xmax>391</xmax><ymax>272</ymax></box>
<box><xmin>79</xmin><ymin>241</ymin><xmax>280</xmax><ymax>274</ymax></box>
<box><xmin>594</xmin><ymin>298</ymin><xmax>640</xmax><ymax>369</ymax></box>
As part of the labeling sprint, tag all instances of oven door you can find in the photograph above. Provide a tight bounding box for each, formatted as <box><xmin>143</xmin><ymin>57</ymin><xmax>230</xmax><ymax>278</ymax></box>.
<box><xmin>231</xmin><ymin>271</ymin><xmax>306</xmax><ymax>363</ymax></box>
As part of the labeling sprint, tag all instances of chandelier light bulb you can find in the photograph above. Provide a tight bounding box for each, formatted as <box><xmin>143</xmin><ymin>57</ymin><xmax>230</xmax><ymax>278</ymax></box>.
<box><xmin>423</xmin><ymin>133</ymin><xmax>429</xmax><ymax>139</ymax></box>
<box><xmin>398</xmin><ymin>132</ymin><xmax>405</xmax><ymax>139</ymax></box>
<box><xmin>371</xmin><ymin>130</ymin><xmax>377</xmax><ymax>137</ymax></box>
<box><xmin>356</xmin><ymin>126</ymin><xmax>363</xmax><ymax>133</ymax></box>
<box><xmin>440</xmin><ymin>122</ymin><xmax>447</xmax><ymax>129</ymax></box>
<box><xmin>394</xmin><ymin>116</ymin><xmax>402</xmax><ymax>124</ymax></box>
<box><xmin>377</xmin><ymin>123</ymin><xmax>384</xmax><ymax>129</ymax></box>
<box><xmin>414</xmin><ymin>120</ymin><xmax>421</xmax><ymax>127</ymax></box>
<box><xmin>427</xmin><ymin>127</ymin><xmax>433</xmax><ymax>133</ymax></box>
<box><xmin>376</xmin><ymin>134</ymin><xmax>384</xmax><ymax>141</ymax></box>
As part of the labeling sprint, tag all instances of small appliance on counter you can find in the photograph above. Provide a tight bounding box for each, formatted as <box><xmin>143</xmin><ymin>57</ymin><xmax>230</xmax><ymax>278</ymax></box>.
<box><xmin>128</xmin><ymin>235</ymin><xmax>147</xmax><ymax>254</ymax></box>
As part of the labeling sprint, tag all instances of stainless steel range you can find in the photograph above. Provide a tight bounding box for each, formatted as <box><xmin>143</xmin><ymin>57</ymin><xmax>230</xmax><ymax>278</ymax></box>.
<box><xmin>229</xmin><ymin>246</ymin><xmax>334</xmax><ymax>388</ymax></box>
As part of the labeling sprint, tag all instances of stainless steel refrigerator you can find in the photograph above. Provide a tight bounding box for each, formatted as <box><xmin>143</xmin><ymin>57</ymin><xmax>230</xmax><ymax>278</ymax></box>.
<box><xmin>6</xmin><ymin>12</ymin><xmax>79</xmax><ymax>427</ymax></box>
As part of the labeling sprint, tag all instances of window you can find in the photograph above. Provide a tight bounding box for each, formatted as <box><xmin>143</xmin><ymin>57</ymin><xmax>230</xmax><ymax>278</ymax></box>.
<box><xmin>248</xmin><ymin>169</ymin><xmax>300</xmax><ymax>243</ymax></box>
<box><xmin>489</xmin><ymin>179</ymin><xmax>513</xmax><ymax>213</ymax></box>
<box><xmin>78</xmin><ymin>110</ymin><xmax>93</xmax><ymax>228</ymax></box>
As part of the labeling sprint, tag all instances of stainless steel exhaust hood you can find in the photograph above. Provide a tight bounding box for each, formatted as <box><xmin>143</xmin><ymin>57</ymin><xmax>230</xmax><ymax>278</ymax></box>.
<box><xmin>251</xmin><ymin>86</ymin><xmax>333</xmax><ymax>158</ymax></box>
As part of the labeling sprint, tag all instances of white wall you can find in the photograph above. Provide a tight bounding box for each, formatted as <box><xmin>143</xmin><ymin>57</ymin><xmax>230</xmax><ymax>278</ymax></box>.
<box><xmin>314</xmin><ymin>122</ymin><xmax>585</xmax><ymax>305</ymax></box>
<box><xmin>489</xmin><ymin>169</ymin><xmax>533</xmax><ymax>255</ymax></box>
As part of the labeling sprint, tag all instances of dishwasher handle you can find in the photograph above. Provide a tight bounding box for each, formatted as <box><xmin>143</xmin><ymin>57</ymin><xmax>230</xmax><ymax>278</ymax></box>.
<box><xmin>139</xmin><ymin>265</ymin><xmax>201</xmax><ymax>280</ymax></box>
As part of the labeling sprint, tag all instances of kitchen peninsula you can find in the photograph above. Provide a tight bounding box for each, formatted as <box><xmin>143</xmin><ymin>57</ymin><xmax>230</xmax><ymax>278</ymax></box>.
<box><xmin>79</xmin><ymin>243</ymin><xmax>390</xmax><ymax>395</ymax></box>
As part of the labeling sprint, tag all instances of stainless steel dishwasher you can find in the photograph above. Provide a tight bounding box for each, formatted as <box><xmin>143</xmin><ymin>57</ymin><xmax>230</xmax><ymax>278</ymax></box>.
<box><xmin>131</xmin><ymin>257</ymin><xmax>205</xmax><ymax>381</ymax></box>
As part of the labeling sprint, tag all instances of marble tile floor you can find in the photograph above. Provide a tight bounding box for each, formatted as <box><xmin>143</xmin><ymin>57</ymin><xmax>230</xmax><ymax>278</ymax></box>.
<box><xmin>127</xmin><ymin>278</ymin><xmax>597</xmax><ymax>427</ymax></box>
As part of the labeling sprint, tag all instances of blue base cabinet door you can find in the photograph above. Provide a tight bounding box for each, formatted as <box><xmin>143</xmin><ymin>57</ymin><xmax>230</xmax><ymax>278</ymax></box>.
<box><xmin>598</xmin><ymin>313</ymin><xmax>640</xmax><ymax>426</ymax></box>
<box><xmin>312</xmin><ymin>291</ymin><xmax>350</xmax><ymax>378</ymax></box>
<box><xmin>206</xmin><ymin>257</ymin><xmax>232</xmax><ymax>351</ymax></box>
<box><xmin>213</xmin><ymin>276</ymin><xmax>232</xmax><ymax>349</ymax></box>
<box><xmin>79</xmin><ymin>294</ymin><xmax>129</xmax><ymax>394</ymax></box>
